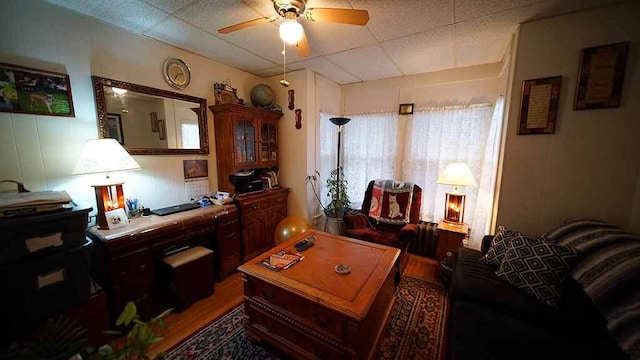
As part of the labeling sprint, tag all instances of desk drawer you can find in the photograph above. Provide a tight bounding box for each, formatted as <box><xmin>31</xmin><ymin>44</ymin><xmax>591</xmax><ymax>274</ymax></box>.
<box><xmin>268</xmin><ymin>193</ymin><xmax>287</xmax><ymax>208</ymax></box>
<box><xmin>240</xmin><ymin>198</ymin><xmax>269</xmax><ymax>215</ymax></box>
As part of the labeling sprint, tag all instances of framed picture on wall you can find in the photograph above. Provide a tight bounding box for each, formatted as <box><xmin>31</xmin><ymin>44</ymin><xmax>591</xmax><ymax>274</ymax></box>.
<box><xmin>399</xmin><ymin>103</ymin><xmax>414</xmax><ymax>115</ymax></box>
<box><xmin>0</xmin><ymin>62</ymin><xmax>75</xmax><ymax>116</ymax></box>
<box><xmin>158</xmin><ymin>119</ymin><xmax>167</xmax><ymax>140</ymax></box>
<box><xmin>518</xmin><ymin>76</ymin><xmax>562</xmax><ymax>135</ymax></box>
<box><xmin>574</xmin><ymin>41</ymin><xmax>630</xmax><ymax>110</ymax></box>
<box><xmin>106</xmin><ymin>113</ymin><xmax>124</xmax><ymax>145</ymax></box>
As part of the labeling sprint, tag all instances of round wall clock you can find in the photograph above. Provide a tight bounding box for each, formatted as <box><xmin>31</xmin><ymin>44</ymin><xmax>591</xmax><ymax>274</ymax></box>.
<box><xmin>163</xmin><ymin>58</ymin><xmax>191</xmax><ymax>90</ymax></box>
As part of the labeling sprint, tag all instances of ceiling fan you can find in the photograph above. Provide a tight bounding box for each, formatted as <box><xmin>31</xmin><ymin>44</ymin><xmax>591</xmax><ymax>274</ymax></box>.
<box><xmin>217</xmin><ymin>0</ymin><xmax>370</xmax><ymax>58</ymax></box>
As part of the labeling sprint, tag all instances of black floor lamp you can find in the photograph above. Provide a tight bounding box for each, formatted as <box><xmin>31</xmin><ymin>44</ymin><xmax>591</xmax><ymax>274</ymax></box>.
<box><xmin>329</xmin><ymin>117</ymin><xmax>351</xmax><ymax>187</ymax></box>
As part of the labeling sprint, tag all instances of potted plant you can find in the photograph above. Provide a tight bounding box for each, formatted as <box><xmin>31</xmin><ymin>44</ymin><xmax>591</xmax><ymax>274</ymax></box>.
<box><xmin>307</xmin><ymin>168</ymin><xmax>351</xmax><ymax>234</ymax></box>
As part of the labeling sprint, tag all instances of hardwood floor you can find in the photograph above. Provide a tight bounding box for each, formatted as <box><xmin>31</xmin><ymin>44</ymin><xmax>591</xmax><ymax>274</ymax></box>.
<box><xmin>148</xmin><ymin>254</ymin><xmax>441</xmax><ymax>357</ymax></box>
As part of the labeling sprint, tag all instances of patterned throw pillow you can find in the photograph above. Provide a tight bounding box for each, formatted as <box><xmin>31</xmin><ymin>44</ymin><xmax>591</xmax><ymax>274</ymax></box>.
<box><xmin>542</xmin><ymin>217</ymin><xmax>619</xmax><ymax>243</ymax></box>
<box><xmin>479</xmin><ymin>227</ymin><xmax>525</xmax><ymax>268</ymax></box>
<box><xmin>495</xmin><ymin>236</ymin><xmax>579</xmax><ymax>308</ymax></box>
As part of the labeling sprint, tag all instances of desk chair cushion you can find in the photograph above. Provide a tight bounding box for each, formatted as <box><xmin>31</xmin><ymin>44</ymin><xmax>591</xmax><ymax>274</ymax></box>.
<box><xmin>163</xmin><ymin>246</ymin><xmax>213</xmax><ymax>269</ymax></box>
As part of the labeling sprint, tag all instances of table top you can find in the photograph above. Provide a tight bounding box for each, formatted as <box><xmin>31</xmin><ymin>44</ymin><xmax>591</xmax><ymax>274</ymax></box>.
<box><xmin>238</xmin><ymin>229</ymin><xmax>399</xmax><ymax>320</ymax></box>
<box><xmin>437</xmin><ymin>220</ymin><xmax>469</xmax><ymax>234</ymax></box>
<box><xmin>87</xmin><ymin>204</ymin><xmax>236</xmax><ymax>241</ymax></box>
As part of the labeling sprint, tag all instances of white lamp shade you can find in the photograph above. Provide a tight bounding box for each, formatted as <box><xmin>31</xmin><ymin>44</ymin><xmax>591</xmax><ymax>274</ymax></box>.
<box><xmin>72</xmin><ymin>139</ymin><xmax>141</xmax><ymax>176</ymax></box>
<box><xmin>279</xmin><ymin>19</ymin><xmax>304</xmax><ymax>45</ymax></box>
<box><xmin>436</xmin><ymin>162</ymin><xmax>477</xmax><ymax>187</ymax></box>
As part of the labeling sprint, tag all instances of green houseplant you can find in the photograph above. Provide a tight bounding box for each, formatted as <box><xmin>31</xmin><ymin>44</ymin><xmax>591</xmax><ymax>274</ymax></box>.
<box><xmin>324</xmin><ymin>167</ymin><xmax>350</xmax><ymax>218</ymax></box>
<box><xmin>308</xmin><ymin>168</ymin><xmax>351</xmax><ymax>218</ymax></box>
<box><xmin>307</xmin><ymin>168</ymin><xmax>351</xmax><ymax>234</ymax></box>
<box><xmin>90</xmin><ymin>302</ymin><xmax>172</xmax><ymax>360</ymax></box>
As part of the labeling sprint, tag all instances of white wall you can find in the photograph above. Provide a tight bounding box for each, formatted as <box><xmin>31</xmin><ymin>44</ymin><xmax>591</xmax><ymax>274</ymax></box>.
<box><xmin>266</xmin><ymin>70</ymin><xmax>342</xmax><ymax>225</ymax></box>
<box><xmin>342</xmin><ymin>63</ymin><xmax>504</xmax><ymax>114</ymax></box>
<box><xmin>0</xmin><ymin>0</ymin><xmax>266</xmax><ymax>218</ymax></box>
<box><xmin>496</xmin><ymin>0</ymin><xmax>640</xmax><ymax>235</ymax></box>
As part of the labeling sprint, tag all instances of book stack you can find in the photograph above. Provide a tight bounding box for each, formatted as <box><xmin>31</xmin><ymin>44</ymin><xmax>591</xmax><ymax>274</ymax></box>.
<box><xmin>0</xmin><ymin>190</ymin><xmax>73</xmax><ymax>218</ymax></box>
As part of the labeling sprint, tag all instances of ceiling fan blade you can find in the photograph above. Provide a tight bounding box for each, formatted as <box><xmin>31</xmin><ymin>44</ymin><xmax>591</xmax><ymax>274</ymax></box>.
<box><xmin>218</xmin><ymin>17</ymin><xmax>271</xmax><ymax>34</ymax></box>
<box><xmin>306</xmin><ymin>8</ymin><xmax>369</xmax><ymax>26</ymax></box>
<box><xmin>296</xmin><ymin>31</ymin><xmax>311</xmax><ymax>58</ymax></box>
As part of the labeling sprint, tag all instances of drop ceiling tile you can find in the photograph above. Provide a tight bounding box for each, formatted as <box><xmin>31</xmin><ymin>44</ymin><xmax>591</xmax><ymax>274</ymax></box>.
<box><xmin>350</xmin><ymin>0</ymin><xmax>454</xmax><ymax>41</ymax></box>
<box><xmin>326</xmin><ymin>45</ymin><xmax>401</xmax><ymax>82</ymax></box>
<box><xmin>222</xmin><ymin>23</ymin><xmax>292</xmax><ymax>64</ymax></box>
<box><xmin>253</xmin><ymin>66</ymin><xmax>287</xmax><ymax>78</ymax></box>
<box><xmin>455</xmin><ymin>0</ymin><xmax>543</xmax><ymax>22</ymax></box>
<box><xmin>382</xmin><ymin>26</ymin><xmax>455</xmax><ymax>75</ymax></box>
<box><xmin>43</xmin><ymin>0</ymin><xmax>169</xmax><ymax>33</ymax></box>
<box><xmin>454</xmin><ymin>2</ymin><xmax>557</xmax><ymax>67</ymax></box>
<box><xmin>145</xmin><ymin>17</ymin><xmax>276</xmax><ymax>72</ymax></box>
<box><xmin>302</xmin><ymin>21</ymin><xmax>377</xmax><ymax>55</ymax></box>
<box><xmin>142</xmin><ymin>0</ymin><xmax>197</xmax><ymax>14</ymax></box>
<box><xmin>288</xmin><ymin>56</ymin><xmax>360</xmax><ymax>84</ymax></box>
<box><xmin>175</xmin><ymin>0</ymin><xmax>264</xmax><ymax>35</ymax></box>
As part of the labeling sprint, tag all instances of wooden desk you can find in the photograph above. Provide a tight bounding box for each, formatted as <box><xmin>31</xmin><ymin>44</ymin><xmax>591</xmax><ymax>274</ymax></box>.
<box><xmin>436</xmin><ymin>221</ymin><xmax>469</xmax><ymax>260</ymax></box>
<box><xmin>238</xmin><ymin>230</ymin><xmax>399</xmax><ymax>360</ymax></box>
<box><xmin>87</xmin><ymin>204</ymin><xmax>239</xmax><ymax>321</ymax></box>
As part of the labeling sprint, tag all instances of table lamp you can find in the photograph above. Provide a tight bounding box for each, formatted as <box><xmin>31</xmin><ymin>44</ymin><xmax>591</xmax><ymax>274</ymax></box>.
<box><xmin>436</xmin><ymin>162</ymin><xmax>477</xmax><ymax>224</ymax></box>
<box><xmin>72</xmin><ymin>138</ymin><xmax>141</xmax><ymax>229</ymax></box>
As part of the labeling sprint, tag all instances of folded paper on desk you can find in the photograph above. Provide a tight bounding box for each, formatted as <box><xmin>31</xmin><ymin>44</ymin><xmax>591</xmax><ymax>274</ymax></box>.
<box><xmin>0</xmin><ymin>190</ymin><xmax>73</xmax><ymax>217</ymax></box>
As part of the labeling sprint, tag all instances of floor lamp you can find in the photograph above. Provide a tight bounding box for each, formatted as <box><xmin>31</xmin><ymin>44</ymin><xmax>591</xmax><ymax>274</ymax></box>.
<box><xmin>325</xmin><ymin>117</ymin><xmax>350</xmax><ymax>233</ymax></box>
<box><xmin>329</xmin><ymin>117</ymin><xmax>351</xmax><ymax>190</ymax></box>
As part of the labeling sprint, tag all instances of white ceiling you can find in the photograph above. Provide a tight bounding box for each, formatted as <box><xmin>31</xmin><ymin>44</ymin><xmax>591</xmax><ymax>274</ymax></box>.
<box><xmin>43</xmin><ymin>0</ymin><xmax>628</xmax><ymax>85</ymax></box>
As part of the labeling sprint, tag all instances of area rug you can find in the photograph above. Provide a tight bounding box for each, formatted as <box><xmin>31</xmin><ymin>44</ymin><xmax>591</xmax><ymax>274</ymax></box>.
<box><xmin>166</xmin><ymin>275</ymin><xmax>448</xmax><ymax>360</ymax></box>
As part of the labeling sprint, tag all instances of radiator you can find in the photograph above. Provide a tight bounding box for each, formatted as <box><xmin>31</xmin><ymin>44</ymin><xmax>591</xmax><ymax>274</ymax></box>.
<box><xmin>409</xmin><ymin>221</ymin><xmax>438</xmax><ymax>258</ymax></box>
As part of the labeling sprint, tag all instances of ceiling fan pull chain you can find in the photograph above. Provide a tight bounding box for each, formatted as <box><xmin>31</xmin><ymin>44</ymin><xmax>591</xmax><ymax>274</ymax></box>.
<box><xmin>280</xmin><ymin>40</ymin><xmax>290</xmax><ymax>87</ymax></box>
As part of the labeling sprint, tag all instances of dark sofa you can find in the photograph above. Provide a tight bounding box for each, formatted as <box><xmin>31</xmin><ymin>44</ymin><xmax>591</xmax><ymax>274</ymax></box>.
<box><xmin>447</xmin><ymin>218</ymin><xmax>639</xmax><ymax>360</ymax></box>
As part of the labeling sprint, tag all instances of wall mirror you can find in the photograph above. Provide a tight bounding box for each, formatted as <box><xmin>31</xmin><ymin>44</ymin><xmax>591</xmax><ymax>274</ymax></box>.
<box><xmin>91</xmin><ymin>76</ymin><xmax>208</xmax><ymax>155</ymax></box>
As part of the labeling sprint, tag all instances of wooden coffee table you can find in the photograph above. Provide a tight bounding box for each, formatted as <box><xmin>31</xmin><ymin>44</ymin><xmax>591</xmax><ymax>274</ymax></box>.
<box><xmin>238</xmin><ymin>229</ymin><xmax>399</xmax><ymax>360</ymax></box>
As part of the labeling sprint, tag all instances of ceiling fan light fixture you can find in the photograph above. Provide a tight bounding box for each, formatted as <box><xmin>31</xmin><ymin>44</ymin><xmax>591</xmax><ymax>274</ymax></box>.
<box><xmin>279</xmin><ymin>19</ymin><xmax>303</xmax><ymax>45</ymax></box>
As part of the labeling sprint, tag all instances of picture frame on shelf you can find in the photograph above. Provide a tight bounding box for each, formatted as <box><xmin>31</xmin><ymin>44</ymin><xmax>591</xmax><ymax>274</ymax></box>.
<box><xmin>518</xmin><ymin>76</ymin><xmax>562</xmax><ymax>135</ymax></box>
<box><xmin>0</xmin><ymin>62</ymin><xmax>75</xmax><ymax>117</ymax></box>
<box><xmin>574</xmin><ymin>41</ymin><xmax>630</xmax><ymax>110</ymax></box>
<box><xmin>105</xmin><ymin>208</ymin><xmax>129</xmax><ymax>230</ymax></box>
<box><xmin>106</xmin><ymin>113</ymin><xmax>125</xmax><ymax>145</ymax></box>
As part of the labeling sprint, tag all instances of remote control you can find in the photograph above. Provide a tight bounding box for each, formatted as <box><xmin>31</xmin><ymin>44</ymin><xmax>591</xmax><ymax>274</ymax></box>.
<box><xmin>295</xmin><ymin>241</ymin><xmax>314</xmax><ymax>252</ymax></box>
<box><xmin>294</xmin><ymin>239</ymin><xmax>308</xmax><ymax>248</ymax></box>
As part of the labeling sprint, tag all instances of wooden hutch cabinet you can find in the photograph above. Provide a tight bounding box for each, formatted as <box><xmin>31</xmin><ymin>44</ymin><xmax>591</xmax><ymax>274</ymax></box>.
<box><xmin>209</xmin><ymin>103</ymin><xmax>283</xmax><ymax>192</ymax></box>
<box><xmin>235</xmin><ymin>187</ymin><xmax>289</xmax><ymax>261</ymax></box>
<box><xmin>210</xmin><ymin>103</ymin><xmax>289</xmax><ymax>262</ymax></box>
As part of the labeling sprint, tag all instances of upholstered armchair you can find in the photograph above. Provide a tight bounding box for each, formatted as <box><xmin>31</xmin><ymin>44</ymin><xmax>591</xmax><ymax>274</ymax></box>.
<box><xmin>344</xmin><ymin>180</ymin><xmax>422</xmax><ymax>279</ymax></box>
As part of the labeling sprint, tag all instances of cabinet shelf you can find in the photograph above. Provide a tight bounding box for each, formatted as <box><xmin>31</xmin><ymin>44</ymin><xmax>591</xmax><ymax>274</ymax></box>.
<box><xmin>210</xmin><ymin>103</ymin><xmax>283</xmax><ymax>192</ymax></box>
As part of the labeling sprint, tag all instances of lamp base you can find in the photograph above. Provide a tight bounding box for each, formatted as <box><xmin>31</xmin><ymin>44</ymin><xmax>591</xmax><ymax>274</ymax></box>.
<box><xmin>443</xmin><ymin>192</ymin><xmax>466</xmax><ymax>224</ymax></box>
<box><xmin>92</xmin><ymin>182</ymin><xmax>125</xmax><ymax>229</ymax></box>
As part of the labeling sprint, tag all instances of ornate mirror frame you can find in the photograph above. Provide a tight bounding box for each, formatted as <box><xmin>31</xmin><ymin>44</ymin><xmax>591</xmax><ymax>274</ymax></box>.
<box><xmin>91</xmin><ymin>76</ymin><xmax>209</xmax><ymax>155</ymax></box>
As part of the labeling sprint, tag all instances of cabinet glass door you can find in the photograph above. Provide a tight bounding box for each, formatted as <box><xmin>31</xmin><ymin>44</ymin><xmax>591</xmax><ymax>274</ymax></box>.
<box><xmin>234</xmin><ymin>119</ymin><xmax>256</xmax><ymax>165</ymax></box>
<box><xmin>260</xmin><ymin>122</ymin><xmax>277</xmax><ymax>163</ymax></box>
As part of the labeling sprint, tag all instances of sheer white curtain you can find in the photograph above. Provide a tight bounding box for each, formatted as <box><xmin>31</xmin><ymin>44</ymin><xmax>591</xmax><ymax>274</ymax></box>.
<box><xmin>318</xmin><ymin>112</ymin><xmax>398</xmax><ymax>210</ymax></box>
<box><xmin>342</xmin><ymin>112</ymin><xmax>398</xmax><ymax>208</ymax></box>
<box><xmin>402</xmin><ymin>97</ymin><xmax>504</xmax><ymax>248</ymax></box>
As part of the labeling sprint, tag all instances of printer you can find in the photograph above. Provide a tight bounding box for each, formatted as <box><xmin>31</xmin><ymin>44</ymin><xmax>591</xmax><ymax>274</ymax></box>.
<box><xmin>229</xmin><ymin>170</ymin><xmax>264</xmax><ymax>194</ymax></box>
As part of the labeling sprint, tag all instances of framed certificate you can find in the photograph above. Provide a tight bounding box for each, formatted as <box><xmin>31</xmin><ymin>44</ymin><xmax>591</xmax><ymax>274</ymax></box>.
<box><xmin>518</xmin><ymin>76</ymin><xmax>562</xmax><ymax>135</ymax></box>
<box><xmin>574</xmin><ymin>41</ymin><xmax>630</xmax><ymax>110</ymax></box>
